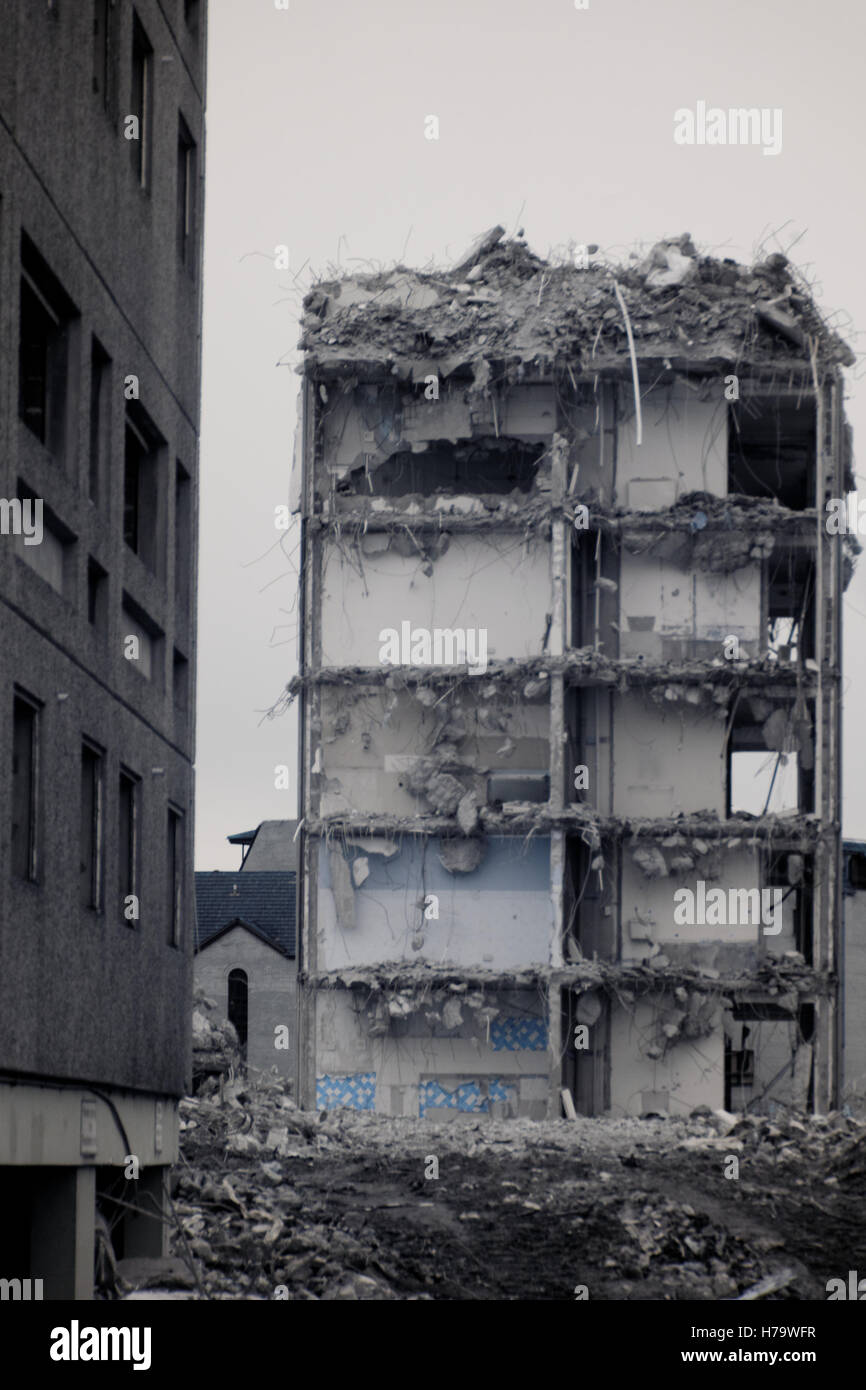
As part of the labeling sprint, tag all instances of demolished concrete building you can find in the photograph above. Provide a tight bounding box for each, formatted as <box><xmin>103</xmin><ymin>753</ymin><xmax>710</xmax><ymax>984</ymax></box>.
<box><xmin>288</xmin><ymin>227</ymin><xmax>855</xmax><ymax>1120</ymax></box>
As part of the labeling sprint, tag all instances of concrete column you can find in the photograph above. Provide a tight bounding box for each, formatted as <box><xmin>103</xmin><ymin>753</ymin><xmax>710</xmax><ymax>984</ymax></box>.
<box><xmin>547</xmin><ymin>975</ymin><xmax>563</xmax><ymax>1117</ymax></box>
<box><xmin>30</xmin><ymin>1166</ymin><xmax>95</xmax><ymax>1301</ymax></box>
<box><xmin>123</xmin><ymin>1167</ymin><xmax>168</xmax><ymax>1259</ymax></box>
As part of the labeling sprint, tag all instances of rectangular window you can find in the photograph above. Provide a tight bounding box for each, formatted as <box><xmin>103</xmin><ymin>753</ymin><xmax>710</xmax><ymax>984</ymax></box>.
<box><xmin>89</xmin><ymin>337</ymin><xmax>111</xmax><ymax>503</ymax></box>
<box><xmin>18</xmin><ymin>235</ymin><xmax>78</xmax><ymax>457</ymax></box>
<box><xmin>167</xmin><ymin>807</ymin><xmax>183</xmax><ymax>946</ymax></box>
<box><xmin>175</xmin><ymin>460</ymin><xmax>191</xmax><ymax>606</ymax></box>
<box><xmin>849</xmin><ymin>852</ymin><xmax>866</xmax><ymax>892</ymax></box>
<box><xmin>80</xmin><ymin>742</ymin><xmax>104</xmax><ymax>910</ymax></box>
<box><xmin>15</xmin><ymin>487</ymin><xmax>75</xmax><ymax>599</ymax></box>
<box><xmin>119</xmin><ymin>769</ymin><xmax>139</xmax><ymax>925</ymax></box>
<box><xmin>123</xmin><ymin>422</ymin><xmax>142</xmax><ymax>552</ymax></box>
<box><xmin>767</xmin><ymin>550</ymin><xmax>816</xmax><ymax>664</ymax></box>
<box><xmin>123</xmin><ymin>403</ymin><xmax>163</xmax><ymax>573</ymax></box>
<box><xmin>121</xmin><ymin>594</ymin><xmax>163</xmax><ymax>685</ymax></box>
<box><xmin>130</xmin><ymin>12</ymin><xmax>153</xmax><ymax>190</ymax></box>
<box><xmin>728</xmin><ymin>396</ymin><xmax>816</xmax><ymax>510</ymax></box>
<box><xmin>87</xmin><ymin>556</ymin><xmax>107</xmax><ymax>632</ymax></box>
<box><xmin>725</xmin><ymin>1043</ymin><xmax>755</xmax><ymax>1091</ymax></box>
<box><xmin>183</xmin><ymin>0</ymin><xmax>200</xmax><ymax>37</ymax></box>
<box><xmin>486</xmin><ymin>772</ymin><xmax>549</xmax><ymax>805</ymax></box>
<box><xmin>92</xmin><ymin>0</ymin><xmax>116</xmax><ymax>112</ymax></box>
<box><xmin>729</xmin><ymin>749</ymin><xmax>800</xmax><ymax>816</ymax></box>
<box><xmin>177</xmin><ymin>116</ymin><xmax>196</xmax><ymax>268</ymax></box>
<box><xmin>12</xmin><ymin>694</ymin><xmax>40</xmax><ymax>881</ymax></box>
<box><xmin>727</xmin><ymin>696</ymin><xmax>814</xmax><ymax>818</ymax></box>
<box><xmin>173</xmin><ymin>648</ymin><xmax>189</xmax><ymax>710</ymax></box>
<box><xmin>764</xmin><ymin>851</ymin><xmax>814</xmax><ymax>963</ymax></box>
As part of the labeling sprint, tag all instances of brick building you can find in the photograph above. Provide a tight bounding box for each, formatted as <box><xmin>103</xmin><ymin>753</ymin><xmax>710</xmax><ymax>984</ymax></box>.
<box><xmin>194</xmin><ymin>867</ymin><xmax>297</xmax><ymax>1079</ymax></box>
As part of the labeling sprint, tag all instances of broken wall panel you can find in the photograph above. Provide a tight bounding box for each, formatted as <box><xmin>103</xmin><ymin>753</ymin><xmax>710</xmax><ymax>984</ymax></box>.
<box><xmin>351</xmin><ymin>439</ymin><xmax>545</xmax><ymax>499</ymax></box>
<box><xmin>315</xmin><ymin>986</ymin><xmax>550</xmax><ymax>1117</ymax></box>
<box><xmin>320</xmin><ymin>384</ymin><xmax>402</xmax><ymax>479</ymax></box>
<box><xmin>321</xmin><ymin>382</ymin><xmax>555</xmax><ymax>502</ymax></box>
<box><xmin>725</xmin><ymin>1016</ymin><xmax>804</xmax><ymax>1113</ymax></box>
<box><xmin>608</xmin><ymin>1000</ymin><xmax>725</xmax><ymax>1118</ymax></box>
<box><xmin>318</xmin><ymin>683</ymin><xmax>549</xmax><ymax>819</ymax></box>
<box><xmin>621</xmin><ymin>845</ymin><xmax>782</xmax><ymax>960</ymax></box>
<box><xmin>727</xmin><ymin>693</ymin><xmax>815</xmax><ymax>816</ymax></box>
<box><xmin>317</xmin><ymin>835</ymin><xmax>553</xmax><ymax>972</ymax></box>
<box><xmin>561</xmin><ymin>382</ymin><xmax>612</xmax><ymax>505</ymax></box>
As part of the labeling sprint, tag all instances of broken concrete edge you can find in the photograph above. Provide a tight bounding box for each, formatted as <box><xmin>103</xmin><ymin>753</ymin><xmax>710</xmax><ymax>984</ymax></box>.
<box><xmin>311</xmin><ymin>498</ymin><xmax>825</xmax><ymax>536</ymax></box>
<box><xmin>313</xmin><ymin>506</ymin><xmax>554</xmax><ymax>534</ymax></box>
<box><xmin>297</xmin><ymin>352</ymin><xmax>850</xmax><ymax>387</ymax></box>
<box><xmin>304</xmin><ymin>809</ymin><xmax>827</xmax><ymax>850</ymax></box>
<box><xmin>297</xmin><ymin>233</ymin><xmax>855</xmax><ymax>376</ymax></box>
<box><xmin>285</xmin><ymin>651</ymin><xmax>826</xmax><ymax>696</ymax></box>
<box><xmin>303</xmin><ymin>957</ymin><xmax>833</xmax><ymax>1001</ymax></box>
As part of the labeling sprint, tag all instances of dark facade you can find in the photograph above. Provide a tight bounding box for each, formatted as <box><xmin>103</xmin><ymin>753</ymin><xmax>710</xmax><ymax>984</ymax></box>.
<box><xmin>842</xmin><ymin>840</ymin><xmax>866</xmax><ymax>1112</ymax></box>
<box><xmin>0</xmin><ymin>1</ymin><xmax>206</xmax><ymax>1297</ymax></box>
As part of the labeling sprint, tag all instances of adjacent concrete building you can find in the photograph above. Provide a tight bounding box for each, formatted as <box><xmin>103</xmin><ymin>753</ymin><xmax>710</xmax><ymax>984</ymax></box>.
<box><xmin>228</xmin><ymin>818</ymin><xmax>300</xmax><ymax>873</ymax></box>
<box><xmin>0</xmin><ymin>1</ymin><xmax>206</xmax><ymax>1295</ymax></box>
<box><xmin>291</xmin><ymin>229</ymin><xmax>853</xmax><ymax>1120</ymax></box>
<box><xmin>194</xmin><ymin>868</ymin><xmax>297</xmax><ymax>1078</ymax></box>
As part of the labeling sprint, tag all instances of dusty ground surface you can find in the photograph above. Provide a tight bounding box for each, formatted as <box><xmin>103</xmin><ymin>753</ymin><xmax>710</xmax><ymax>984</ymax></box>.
<box><xmin>148</xmin><ymin>1070</ymin><xmax>866</xmax><ymax>1302</ymax></box>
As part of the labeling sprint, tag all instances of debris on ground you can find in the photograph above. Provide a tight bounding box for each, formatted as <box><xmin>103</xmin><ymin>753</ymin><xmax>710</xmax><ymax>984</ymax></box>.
<box><xmin>124</xmin><ymin>1076</ymin><xmax>866</xmax><ymax>1300</ymax></box>
<box><xmin>192</xmin><ymin>988</ymin><xmax>241</xmax><ymax>1086</ymax></box>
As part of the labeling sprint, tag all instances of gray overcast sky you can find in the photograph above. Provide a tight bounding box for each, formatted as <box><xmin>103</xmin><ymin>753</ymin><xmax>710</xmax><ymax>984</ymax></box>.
<box><xmin>195</xmin><ymin>0</ymin><xmax>866</xmax><ymax>869</ymax></box>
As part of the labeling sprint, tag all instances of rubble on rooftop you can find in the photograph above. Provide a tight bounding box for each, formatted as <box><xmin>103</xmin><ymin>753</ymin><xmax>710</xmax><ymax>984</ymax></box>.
<box><xmin>299</xmin><ymin>231</ymin><xmax>855</xmax><ymax>381</ymax></box>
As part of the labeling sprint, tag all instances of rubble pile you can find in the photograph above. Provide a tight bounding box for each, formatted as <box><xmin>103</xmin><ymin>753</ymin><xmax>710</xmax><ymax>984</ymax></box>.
<box><xmin>299</xmin><ymin>230</ymin><xmax>854</xmax><ymax>381</ymax></box>
<box><xmin>684</xmin><ymin>1105</ymin><xmax>866</xmax><ymax>1177</ymax></box>
<box><xmin>156</xmin><ymin>1080</ymin><xmax>866</xmax><ymax>1300</ymax></box>
<box><xmin>192</xmin><ymin>990</ymin><xmax>241</xmax><ymax>1085</ymax></box>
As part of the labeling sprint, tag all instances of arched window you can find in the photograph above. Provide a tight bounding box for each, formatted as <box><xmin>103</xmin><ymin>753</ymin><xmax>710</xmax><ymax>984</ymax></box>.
<box><xmin>227</xmin><ymin>968</ymin><xmax>248</xmax><ymax>1049</ymax></box>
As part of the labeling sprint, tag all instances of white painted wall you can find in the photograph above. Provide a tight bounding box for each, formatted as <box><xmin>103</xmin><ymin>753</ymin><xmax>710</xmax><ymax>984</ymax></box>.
<box><xmin>317</xmin><ymin>874</ymin><xmax>553</xmax><ymax>971</ymax></box>
<box><xmin>608</xmin><ymin>1001</ymin><xmax>725</xmax><ymax>1116</ymax></box>
<box><xmin>320</xmin><ymin>532</ymin><xmax>551</xmax><ymax>668</ymax></box>
<box><xmin>613</xmin><ymin>695</ymin><xmax>726</xmax><ymax>818</ymax></box>
<box><xmin>616</xmin><ymin>385</ymin><xmax>728</xmax><ymax>507</ymax></box>
<box><xmin>619</xmin><ymin>551</ymin><xmax>761</xmax><ymax>657</ymax></box>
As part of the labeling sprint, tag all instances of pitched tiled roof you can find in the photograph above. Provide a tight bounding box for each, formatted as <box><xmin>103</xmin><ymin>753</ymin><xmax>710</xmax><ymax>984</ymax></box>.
<box><xmin>194</xmin><ymin>871</ymin><xmax>296</xmax><ymax>958</ymax></box>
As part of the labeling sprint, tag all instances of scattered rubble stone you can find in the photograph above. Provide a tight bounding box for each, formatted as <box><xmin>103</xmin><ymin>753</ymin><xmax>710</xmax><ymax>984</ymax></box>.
<box><xmin>166</xmin><ymin>1066</ymin><xmax>866</xmax><ymax>1300</ymax></box>
<box><xmin>192</xmin><ymin>989</ymin><xmax>241</xmax><ymax>1085</ymax></box>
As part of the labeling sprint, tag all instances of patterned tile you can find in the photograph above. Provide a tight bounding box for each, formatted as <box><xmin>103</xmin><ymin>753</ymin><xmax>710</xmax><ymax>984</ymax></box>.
<box><xmin>419</xmin><ymin>1078</ymin><xmax>514</xmax><ymax>1118</ymax></box>
<box><xmin>316</xmin><ymin>1072</ymin><xmax>376</xmax><ymax>1111</ymax></box>
<box><xmin>490</xmin><ymin>1016</ymin><xmax>549</xmax><ymax>1051</ymax></box>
